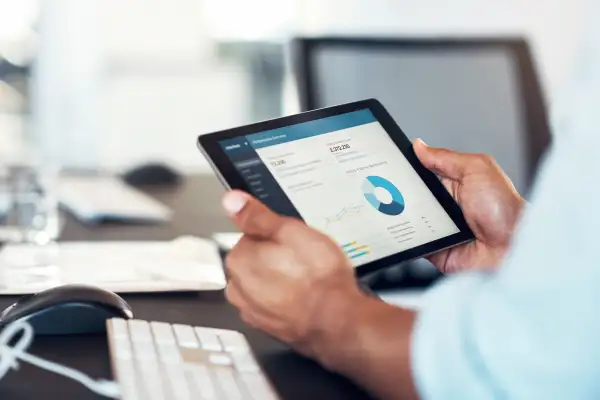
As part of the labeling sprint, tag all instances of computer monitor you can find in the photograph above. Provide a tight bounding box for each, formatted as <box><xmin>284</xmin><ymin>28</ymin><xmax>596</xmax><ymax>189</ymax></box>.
<box><xmin>292</xmin><ymin>37</ymin><xmax>552</xmax><ymax>195</ymax></box>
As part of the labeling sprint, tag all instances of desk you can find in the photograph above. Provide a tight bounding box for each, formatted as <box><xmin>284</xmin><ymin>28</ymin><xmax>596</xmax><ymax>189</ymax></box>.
<box><xmin>0</xmin><ymin>175</ymin><xmax>373</xmax><ymax>400</ymax></box>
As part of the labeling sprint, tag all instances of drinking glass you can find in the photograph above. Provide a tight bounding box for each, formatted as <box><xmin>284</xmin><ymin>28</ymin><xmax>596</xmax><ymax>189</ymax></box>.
<box><xmin>0</xmin><ymin>163</ymin><xmax>61</xmax><ymax>292</ymax></box>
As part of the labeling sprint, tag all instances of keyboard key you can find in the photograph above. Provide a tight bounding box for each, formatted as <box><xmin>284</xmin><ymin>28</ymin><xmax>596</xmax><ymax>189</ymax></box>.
<box><xmin>116</xmin><ymin>360</ymin><xmax>140</xmax><ymax>400</ymax></box>
<box><xmin>150</xmin><ymin>322</ymin><xmax>176</xmax><ymax>345</ymax></box>
<box><xmin>209</xmin><ymin>353</ymin><xmax>232</xmax><ymax>366</ymax></box>
<box><xmin>232</xmin><ymin>352</ymin><xmax>260</xmax><ymax>373</ymax></box>
<box><xmin>111</xmin><ymin>318</ymin><xmax>130</xmax><ymax>339</ymax></box>
<box><xmin>156</xmin><ymin>343</ymin><xmax>181</xmax><ymax>364</ymax></box>
<box><xmin>114</xmin><ymin>337</ymin><xmax>133</xmax><ymax>360</ymax></box>
<box><xmin>132</xmin><ymin>341</ymin><xmax>157</xmax><ymax>361</ymax></box>
<box><xmin>128</xmin><ymin>320</ymin><xmax>152</xmax><ymax>342</ymax></box>
<box><xmin>138</xmin><ymin>362</ymin><xmax>165</xmax><ymax>400</ymax></box>
<box><xmin>218</xmin><ymin>331</ymin><xmax>249</xmax><ymax>352</ymax></box>
<box><xmin>165</xmin><ymin>366</ymin><xmax>191</xmax><ymax>400</ymax></box>
<box><xmin>187</xmin><ymin>364</ymin><xmax>218</xmax><ymax>400</ymax></box>
<box><xmin>194</xmin><ymin>327</ymin><xmax>222</xmax><ymax>351</ymax></box>
<box><xmin>240</xmin><ymin>373</ymin><xmax>278</xmax><ymax>400</ymax></box>
<box><xmin>116</xmin><ymin>359</ymin><xmax>135</xmax><ymax>378</ymax></box>
<box><xmin>173</xmin><ymin>324</ymin><xmax>199</xmax><ymax>348</ymax></box>
<box><xmin>214</xmin><ymin>368</ymin><xmax>243</xmax><ymax>400</ymax></box>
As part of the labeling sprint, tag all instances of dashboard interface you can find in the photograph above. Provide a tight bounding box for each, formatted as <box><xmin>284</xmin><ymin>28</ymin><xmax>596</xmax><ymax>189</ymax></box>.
<box><xmin>219</xmin><ymin>109</ymin><xmax>459</xmax><ymax>267</ymax></box>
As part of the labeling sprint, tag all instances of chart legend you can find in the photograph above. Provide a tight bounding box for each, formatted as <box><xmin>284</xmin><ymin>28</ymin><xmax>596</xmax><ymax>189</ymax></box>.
<box><xmin>342</xmin><ymin>241</ymin><xmax>371</xmax><ymax>260</ymax></box>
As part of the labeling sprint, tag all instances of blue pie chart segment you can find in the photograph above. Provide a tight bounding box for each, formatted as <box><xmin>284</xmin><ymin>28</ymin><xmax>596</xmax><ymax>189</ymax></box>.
<box><xmin>362</xmin><ymin>176</ymin><xmax>405</xmax><ymax>216</ymax></box>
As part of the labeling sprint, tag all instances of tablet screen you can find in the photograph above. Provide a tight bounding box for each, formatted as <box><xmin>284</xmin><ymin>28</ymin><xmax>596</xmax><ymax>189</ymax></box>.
<box><xmin>219</xmin><ymin>109</ymin><xmax>460</xmax><ymax>267</ymax></box>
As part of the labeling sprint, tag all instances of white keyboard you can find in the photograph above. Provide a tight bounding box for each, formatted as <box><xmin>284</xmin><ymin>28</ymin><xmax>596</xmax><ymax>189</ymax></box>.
<box><xmin>59</xmin><ymin>175</ymin><xmax>172</xmax><ymax>223</ymax></box>
<box><xmin>107</xmin><ymin>318</ymin><xmax>280</xmax><ymax>400</ymax></box>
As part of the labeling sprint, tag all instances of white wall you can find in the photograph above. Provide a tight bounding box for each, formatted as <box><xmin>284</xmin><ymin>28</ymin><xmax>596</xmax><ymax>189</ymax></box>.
<box><xmin>100</xmin><ymin>0</ymin><xmax>251</xmax><ymax>173</ymax></box>
<box><xmin>297</xmin><ymin>0</ymin><xmax>587</xmax><ymax>104</ymax></box>
<box><xmin>32</xmin><ymin>0</ymin><xmax>104</xmax><ymax>169</ymax></box>
<box><xmin>31</xmin><ymin>0</ymin><xmax>252</xmax><ymax>173</ymax></box>
<box><xmin>30</xmin><ymin>0</ymin><xmax>589</xmax><ymax>172</ymax></box>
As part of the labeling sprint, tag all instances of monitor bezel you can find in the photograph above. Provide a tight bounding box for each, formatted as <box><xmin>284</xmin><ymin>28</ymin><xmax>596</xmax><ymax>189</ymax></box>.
<box><xmin>291</xmin><ymin>36</ymin><xmax>552</xmax><ymax>195</ymax></box>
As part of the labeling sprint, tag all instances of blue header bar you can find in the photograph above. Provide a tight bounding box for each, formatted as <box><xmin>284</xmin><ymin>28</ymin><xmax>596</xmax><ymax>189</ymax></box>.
<box><xmin>245</xmin><ymin>109</ymin><xmax>376</xmax><ymax>149</ymax></box>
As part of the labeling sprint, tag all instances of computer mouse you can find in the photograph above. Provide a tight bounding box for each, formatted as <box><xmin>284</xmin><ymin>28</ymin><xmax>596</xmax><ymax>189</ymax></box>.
<box><xmin>0</xmin><ymin>284</ymin><xmax>133</xmax><ymax>335</ymax></box>
<box><xmin>122</xmin><ymin>163</ymin><xmax>182</xmax><ymax>186</ymax></box>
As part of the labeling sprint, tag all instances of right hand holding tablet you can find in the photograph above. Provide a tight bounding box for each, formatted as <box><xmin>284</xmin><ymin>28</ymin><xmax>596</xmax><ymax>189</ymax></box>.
<box><xmin>414</xmin><ymin>139</ymin><xmax>526</xmax><ymax>273</ymax></box>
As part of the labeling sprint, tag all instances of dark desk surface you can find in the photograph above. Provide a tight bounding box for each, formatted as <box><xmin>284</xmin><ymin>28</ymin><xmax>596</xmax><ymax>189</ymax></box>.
<box><xmin>0</xmin><ymin>175</ymin><xmax>373</xmax><ymax>400</ymax></box>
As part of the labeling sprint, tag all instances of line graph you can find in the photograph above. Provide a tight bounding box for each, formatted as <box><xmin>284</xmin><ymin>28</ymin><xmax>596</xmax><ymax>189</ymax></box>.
<box><xmin>322</xmin><ymin>204</ymin><xmax>366</xmax><ymax>229</ymax></box>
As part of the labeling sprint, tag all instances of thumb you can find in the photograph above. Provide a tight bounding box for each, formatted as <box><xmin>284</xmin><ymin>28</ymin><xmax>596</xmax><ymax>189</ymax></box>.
<box><xmin>222</xmin><ymin>190</ymin><xmax>285</xmax><ymax>240</ymax></box>
<box><xmin>413</xmin><ymin>138</ymin><xmax>475</xmax><ymax>181</ymax></box>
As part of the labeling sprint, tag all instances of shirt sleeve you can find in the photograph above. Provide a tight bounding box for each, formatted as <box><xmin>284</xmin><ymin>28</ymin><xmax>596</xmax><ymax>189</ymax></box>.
<box><xmin>411</xmin><ymin>111</ymin><xmax>600</xmax><ymax>398</ymax></box>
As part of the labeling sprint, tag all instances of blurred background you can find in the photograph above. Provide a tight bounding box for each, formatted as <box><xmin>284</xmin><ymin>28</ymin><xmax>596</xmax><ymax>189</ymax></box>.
<box><xmin>0</xmin><ymin>0</ymin><xmax>592</xmax><ymax>309</ymax></box>
<box><xmin>0</xmin><ymin>0</ymin><xmax>587</xmax><ymax>174</ymax></box>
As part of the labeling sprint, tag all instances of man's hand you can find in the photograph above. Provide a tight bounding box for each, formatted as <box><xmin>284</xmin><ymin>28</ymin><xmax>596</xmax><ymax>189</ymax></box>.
<box><xmin>222</xmin><ymin>191</ymin><xmax>364</xmax><ymax>359</ymax></box>
<box><xmin>414</xmin><ymin>139</ymin><xmax>525</xmax><ymax>273</ymax></box>
<box><xmin>222</xmin><ymin>191</ymin><xmax>419</xmax><ymax>400</ymax></box>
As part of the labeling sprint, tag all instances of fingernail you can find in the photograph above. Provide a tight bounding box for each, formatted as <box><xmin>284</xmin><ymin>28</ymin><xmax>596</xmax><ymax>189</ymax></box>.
<box><xmin>416</xmin><ymin>138</ymin><xmax>428</xmax><ymax>146</ymax></box>
<box><xmin>223</xmin><ymin>191</ymin><xmax>249</xmax><ymax>215</ymax></box>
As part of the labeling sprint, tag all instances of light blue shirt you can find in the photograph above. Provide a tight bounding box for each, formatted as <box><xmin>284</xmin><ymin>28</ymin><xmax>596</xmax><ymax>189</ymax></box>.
<box><xmin>412</xmin><ymin>12</ymin><xmax>600</xmax><ymax>400</ymax></box>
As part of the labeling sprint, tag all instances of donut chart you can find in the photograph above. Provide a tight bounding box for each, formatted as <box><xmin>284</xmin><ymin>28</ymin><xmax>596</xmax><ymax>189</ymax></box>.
<box><xmin>362</xmin><ymin>175</ymin><xmax>405</xmax><ymax>216</ymax></box>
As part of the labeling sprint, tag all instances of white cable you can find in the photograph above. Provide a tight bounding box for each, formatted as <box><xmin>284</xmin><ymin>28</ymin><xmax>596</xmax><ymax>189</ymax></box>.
<box><xmin>0</xmin><ymin>319</ymin><xmax>121</xmax><ymax>398</ymax></box>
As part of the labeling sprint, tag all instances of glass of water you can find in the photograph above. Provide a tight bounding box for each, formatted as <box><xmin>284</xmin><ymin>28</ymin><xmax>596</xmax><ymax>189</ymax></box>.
<box><xmin>0</xmin><ymin>164</ymin><xmax>61</xmax><ymax>292</ymax></box>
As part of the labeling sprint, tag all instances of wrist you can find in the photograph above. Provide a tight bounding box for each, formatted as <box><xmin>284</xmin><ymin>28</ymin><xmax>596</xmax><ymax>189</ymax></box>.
<box><xmin>307</xmin><ymin>288</ymin><xmax>396</xmax><ymax>372</ymax></box>
<box><xmin>305</xmin><ymin>285</ymin><xmax>370</xmax><ymax>369</ymax></box>
<box><xmin>308</xmin><ymin>291</ymin><xmax>420</xmax><ymax>400</ymax></box>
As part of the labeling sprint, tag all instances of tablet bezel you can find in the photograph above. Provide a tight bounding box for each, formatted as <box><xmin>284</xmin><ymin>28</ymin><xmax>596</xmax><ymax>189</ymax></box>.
<box><xmin>198</xmin><ymin>99</ymin><xmax>474</xmax><ymax>277</ymax></box>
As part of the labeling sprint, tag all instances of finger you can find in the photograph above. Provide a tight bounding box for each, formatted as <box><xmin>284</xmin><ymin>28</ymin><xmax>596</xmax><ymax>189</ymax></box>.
<box><xmin>225</xmin><ymin>284</ymin><xmax>246</xmax><ymax>309</ymax></box>
<box><xmin>225</xmin><ymin>237</ymin><xmax>279</xmax><ymax>283</ymax></box>
<box><xmin>225</xmin><ymin>277</ymin><xmax>275</xmax><ymax>318</ymax></box>
<box><xmin>239</xmin><ymin>310</ymin><xmax>287</xmax><ymax>335</ymax></box>
<box><xmin>225</xmin><ymin>239</ymin><xmax>287</xmax><ymax>314</ymax></box>
<box><xmin>413</xmin><ymin>138</ymin><xmax>487</xmax><ymax>181</ymax></box>
<box><xmin>222</xmin><ymin>190</ymin><xmax>286</xmax><ymax>240</ymax></box>
<box><xmin>426</xmin><ymin>251</ymin><xmax>450</xmax><ymax>274</ymax></box>
<box><xmin>227</xmin><ymin>284</ymin><xmax>287</xmax><ymax>335</ymax></box>
<box><xmin>440</xmin><ymin>176</ymin><xmax>458</xmax><ymax>199</ymax></box>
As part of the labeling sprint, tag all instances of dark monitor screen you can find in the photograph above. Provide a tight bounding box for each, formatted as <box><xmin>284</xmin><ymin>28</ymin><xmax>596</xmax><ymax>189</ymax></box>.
<box><xmin>295</xmin><ymin>38</ymin><xmax>551</xmax><ymax>194</ymax></box>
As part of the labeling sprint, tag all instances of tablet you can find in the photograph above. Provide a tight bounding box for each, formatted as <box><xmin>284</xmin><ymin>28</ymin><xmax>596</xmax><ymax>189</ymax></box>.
<box><xmin>198</xmin><ymin>99</ymin><xmax>474</xmax><ymax>276</ymax></box>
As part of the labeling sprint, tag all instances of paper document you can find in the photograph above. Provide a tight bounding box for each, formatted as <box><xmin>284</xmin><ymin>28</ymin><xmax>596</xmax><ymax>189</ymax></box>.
<box><xmin>59</xmin><ymin>175</ymin><xmax>172</xmax><ymax>223</ymax></box>
<box><xmin>212</xmin><ymin>232</ymin><xmax>242</xmax><ymax>250</ymax></box>
<box><xmin>0</xmin><ymin>236</ymin><xmax>225</xmax><ymax>295</ymax></box>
